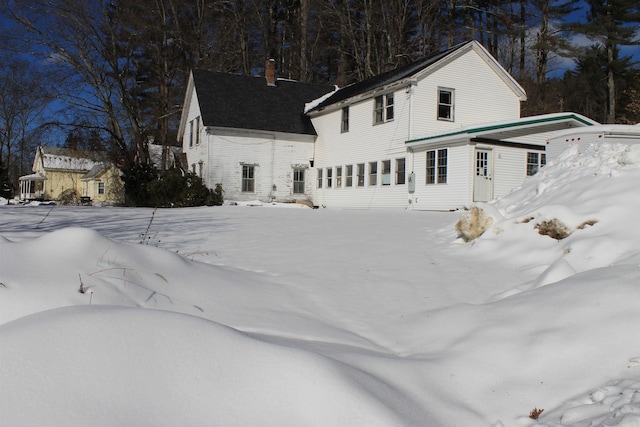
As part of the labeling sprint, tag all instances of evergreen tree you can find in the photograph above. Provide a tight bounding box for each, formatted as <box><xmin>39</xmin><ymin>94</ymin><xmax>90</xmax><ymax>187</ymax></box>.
<box><xmin>570</xmin><ymin>0</ymin><xmax>640</xmax><ymax>123</ymax></box>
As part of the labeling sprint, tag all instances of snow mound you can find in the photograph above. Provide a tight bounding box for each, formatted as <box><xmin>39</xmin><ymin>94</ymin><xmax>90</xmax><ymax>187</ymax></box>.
<box><xmin>0</xmin><ymin>305</ymin><xmax>408</xmax><ymax>426</ymax></box>
<box><xmin>464</xmin><ymin>142</ymin><xmax>640</xmax><ymax>283</ymax></box>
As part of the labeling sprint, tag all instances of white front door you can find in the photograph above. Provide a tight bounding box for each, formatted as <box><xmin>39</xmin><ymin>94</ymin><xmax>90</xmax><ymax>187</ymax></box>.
<box><xmin>473</xmin><ymin>149</ymin><xmax>493</xmax><ymax>202</ymax></box>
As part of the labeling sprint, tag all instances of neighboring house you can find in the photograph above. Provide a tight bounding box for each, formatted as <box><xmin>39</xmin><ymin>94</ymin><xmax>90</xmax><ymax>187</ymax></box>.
<box><xmin>177</xmin><ymin>60</ymin><xmax>335</xmax><ymax>202</ymax></box>
<box><xmin>19</xmin><ymin>146</ymin><xmax>123</xmax><ymax>204</ymax></box>
<box><xmin>179</xmin><ymin>40</ymin><xmax>600</xmax><ymax>210</ymax></box>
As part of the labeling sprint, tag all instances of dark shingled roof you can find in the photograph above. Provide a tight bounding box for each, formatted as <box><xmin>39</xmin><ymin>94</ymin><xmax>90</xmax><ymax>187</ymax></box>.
<box><xmin>192</xmin><ymin>70</ymin><xmax>334</xmax><ymax>136</ymax></box>
<box><xmin>309</xmin><ymin>42</ymin><xmax>469</xmax><ymax>112</ymax></box>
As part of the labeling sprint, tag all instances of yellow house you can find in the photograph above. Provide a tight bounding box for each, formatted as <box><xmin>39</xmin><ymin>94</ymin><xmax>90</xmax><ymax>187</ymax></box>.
<box><xmin>19</xmin><ymin>146</ymin><xmax>124</xmax><ymax>205</ymax></box>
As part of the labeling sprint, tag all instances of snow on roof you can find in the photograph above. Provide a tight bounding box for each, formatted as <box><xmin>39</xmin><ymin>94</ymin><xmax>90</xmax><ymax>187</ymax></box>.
<box><xmin>304</xmin><ymin>85</ymin><xmax>340</xmax><ymax>114</ymax></box>
<box><xmin>38</xmin><ymin>147</ymin><xmax>108</xmax><ymax>172</ymax></box>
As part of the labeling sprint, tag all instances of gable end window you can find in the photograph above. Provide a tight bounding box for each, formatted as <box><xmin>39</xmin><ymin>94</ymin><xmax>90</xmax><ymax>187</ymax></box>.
<box><xmin>527</xmin><ymin>152</ymin><xmax>546</xmax><ymax>176</ymax></box>
<box><xmin>374</xmin><ymin>93</ymin><xmax>394</xmax><ymax>124</ymax></box>
<box><xmin>426</xmin><ymin>149</ymin><xmax>448</xmax><ymax>184</ymax></box>
<box><xmin>341</xmin><ymin>107</ymin><xmax>349</xmax><ymax>133</ymax></box>
<box><xmin>242</xmin><ymin>164</ymin><xmax>255</xmax><ymax>192</ymax></box>
<box><xmin>189</xmin><ymin>116</ymin><xmax>201</xmax><ymax>146</ymax></box>
<box><xmin>437</xmin><ymin>88</ymin><xmax>454</xmax><ymax>121</ymax></box>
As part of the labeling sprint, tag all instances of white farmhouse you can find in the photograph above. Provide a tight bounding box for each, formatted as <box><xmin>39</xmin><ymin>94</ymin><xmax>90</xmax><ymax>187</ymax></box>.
<box><xmin>308</xmin><ymin>41</ymin><xmax>597</xmax><ymax>210</ymax></box>
<box><xmin>178</xmin><ymin>40</ymin><xmax>599</xmax><ymax>210</ymax></box>
<box><xmin>177</xmin><ymin>60</ymin><xmax>334</xmax><ymax>203</ymax></box>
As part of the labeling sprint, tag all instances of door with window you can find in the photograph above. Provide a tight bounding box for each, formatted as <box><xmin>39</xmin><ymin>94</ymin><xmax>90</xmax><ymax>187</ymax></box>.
<box><xmin>473</xmin><ymin>149</ymin><xmax>493</xmax><ymax>202</ymax></box>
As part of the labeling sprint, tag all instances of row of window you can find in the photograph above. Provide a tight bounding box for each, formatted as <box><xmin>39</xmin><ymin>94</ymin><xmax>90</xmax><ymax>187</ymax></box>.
<box><xmin>340</xmin><ymin>88</ymin><xmax>455</xmax><ymax>133</ymax></box>
<box><xmin>317</xmin><ymin>158</ymin><xmax>409</xmax><ymax>189</ymax></box>
<box><xmin>217</xmin><ymin>150</ymin><xmax>544</xmax><ymax>195</ymax></box>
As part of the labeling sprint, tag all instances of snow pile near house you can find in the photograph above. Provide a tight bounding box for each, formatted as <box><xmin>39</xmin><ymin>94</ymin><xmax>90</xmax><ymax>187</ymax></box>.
<box><xmin>2</xmin><ymin>140</ymin><xmax>640</xmax><ymax>426</ymax></box>
<box><xmin>468</xmin><ymin>141</ymin><xmax>640</xmax><ymax>286</ymax></box>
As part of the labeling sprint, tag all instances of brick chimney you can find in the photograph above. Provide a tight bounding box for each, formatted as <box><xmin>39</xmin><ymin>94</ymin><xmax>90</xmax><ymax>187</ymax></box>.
<box><xmin>265</xmin><ymin>59</ymin><xmax>276</xmax><ymax>86</ymax></box>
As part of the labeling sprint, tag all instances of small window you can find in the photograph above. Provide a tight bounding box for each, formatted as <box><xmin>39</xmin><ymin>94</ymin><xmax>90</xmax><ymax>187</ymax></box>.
<box><xmin>195</xmin><ymin>116</ymin><xmax>200</xmax><ymax>144</ymax></box>
<box><xmin>317</xmin><ymin>168</ymin><xmax>323</xmax><ymax>188</ymax></box>
<box><xmin>368</xmin><ymin>161</ymin><xmax>377</xmax><ymax>186</ymax></box>
<box><xmin>97</xmin><ymin>182</ymin><xmax>105</xmax><ymax>195</ymax></box>
<box><xmin>293</xmin><ymin>168</ymin><xmax>305</xmax><ymax>194</ymax></box>
<box><xmin>395</xmin><ymin>158</ymin><xmax>406</xmax><ymax>184</ymax></box>
<box><xmin>527</xmin><ymin>152</ymin><xmax>546</xmax><ymax>176</ymax></box>
<box><xmin>426</xmin><ymin>149</ymin><xmax>448</xmax><ymax>184</ymax></box>
<box><xmin>189</xmin><ymin>117</ymin><xmax>201</xmax><ymax>146</ymax></box>
<box><xmin>189</xmin><ymin>120</ymin><xmax>194</xmax><ymax>147</ymax></box>
<box><xmin>341</xmin><ymin>107</ymin><xmax>349</xmax><ymax>133</ymax></box>
<box><xmin>336</xmin><ymin>166</ymin><xmax>343</xmax><ymax>188</ymax></box>
<box><xmin>326</xmin><ymin>167</ymin><xmax>333</xmax><ymax>188</ymax></box>
<box><xmin>345</xmin><ymin>165</ymin><xmax>353</xmax><ymax>187</ymax></box>
<box><xmin>438</xmin><ymin>88</ymin><xmax>454</xmax><ymax>121</ymax></box>
<box><xmin>242</xmin><ymin>164</ymin><xmax>255</xmax><ymax>192</ymax></box>
<box><xmin>357</xmin><ymin>163</ymin><xmax>365</xmax><ymax>187</ymax></box>
<box><xmin>381</xmin><ymin>160</ymin><xmax>391</xmax><ymax>185</ymax></box>
<box><xmin>374</xmin><ymin>93</ymin><xmax>394</xmax><ymax>124</ymax></box>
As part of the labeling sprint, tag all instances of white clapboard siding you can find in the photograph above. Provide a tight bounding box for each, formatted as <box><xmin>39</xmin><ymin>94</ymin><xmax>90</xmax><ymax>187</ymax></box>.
<box><xmin>410</xmin><ymin>145</ymin><xmax>470</xmax><ymax>211</ymax></box>
<box><xmin>312</xmin><ymin>84</ymin><xmax>413</xmax><ymax>208</ymax></box>
<box><xmin>411</xmin><ymin>48</ymin><xmax>521</xmax><ymax>138</ymax></box>
<box><xmin>206</xmin><ymin>130</ymin><xmax>315</xmax><ymax>202</ymax></box>
<box><xmin>311</xmin><ymin>43</ymin><xmax>523</xmax><ymax>210</ymax></box>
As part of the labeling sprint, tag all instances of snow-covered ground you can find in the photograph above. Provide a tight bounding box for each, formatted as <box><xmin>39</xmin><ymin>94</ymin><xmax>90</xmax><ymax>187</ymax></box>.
<box><xmin>1</xmin><ymin>141</ymin><xmax>640</xmax><ymax>426</ymax></box>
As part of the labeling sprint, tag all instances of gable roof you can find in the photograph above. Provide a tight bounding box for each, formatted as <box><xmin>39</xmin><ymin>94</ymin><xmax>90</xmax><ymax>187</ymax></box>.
<box><xmin>189</xmin><ymin>70</ymin><xmax>334</xmax><ymax>136</ymax></box>
<box><xmin>36</xmin><ymin>146</ymin><xmax>108</xmax><ymax>172</ymax></box>
<box><xmin>307</xmin><ymin>40</ymin><xmax>526</xmax><ymax>113</ymax></box>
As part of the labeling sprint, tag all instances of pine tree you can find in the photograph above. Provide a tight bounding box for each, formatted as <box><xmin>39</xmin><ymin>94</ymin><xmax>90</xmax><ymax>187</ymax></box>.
<box><xmin>570</xmin><ymin>0</ymin><xmax>640</xmax><ymax>123</ymax></box>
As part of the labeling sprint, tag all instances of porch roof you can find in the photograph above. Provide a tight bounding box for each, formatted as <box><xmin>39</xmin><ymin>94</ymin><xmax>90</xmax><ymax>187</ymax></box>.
<box><xmin>19</xmin><ymin>173</ymin><xmax>46</xmax><ymax>181</ymax></box>
<box><xmin>406</xmin><ymin>113</ymin><xmax>599</xmax><ymax>149</ymax></box>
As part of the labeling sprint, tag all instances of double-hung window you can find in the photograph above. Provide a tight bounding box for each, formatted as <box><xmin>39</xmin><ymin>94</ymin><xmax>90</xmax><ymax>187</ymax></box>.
<box><xmin>357</xmin><ymin>163</ymin><xmax>365</xmax><ymax>187</ymax></box>
<box><xmin>293</xmin><ymin>168</ymin><xmax>305</xmax><ymax>194</ymax></box>
<box><xmin>426</xmin><ymin>149</ymin><xmax>448</xmax><ymax>184</ymax></box>
<box><xmin>374</xmin><ymin>93</ymin><xmax>394</xmax><ymax>124</ymax></box>
<box><xmin>341</xmin><ymin>107</ymin><xmax>349</xmax><ymax>133</ymax></box>
<box><xmin>242</xmin><ymin>164</ymin><xmax>255</xmax><ymax>192</ymax></box>
<box><xmin>345</xmin><ymin>165</ymin><xmax>353</xmax><ymax>187</ymax></box>
<box><xmin>437</xmin><ymin>88</ymin><xmax>454</xmax><ymax>121</ymax></box>
<box><xmin>317</xmin><ymin>168</ymin><xmax>323</xmax><ymax>188</ymax></box>
<box><xmin>395</xmin><ymin>158</ymin><xmax>406</xmax><ymax>184</ymax></box>
<box><xmin>97</xmin><ymin>182</ymin><xmax>105</xmax><ymax>195</ymax></box>
<box><xmin>336</xmin><ymin>166</ymin><xmax>343</xmax><ymax>188</ymax></box>
<box><xmin>326</xmin><ymin>167</ymin><xmax>333</xmax><ymax>188</ymax></box>
<box><xmin>189</xmin><ymin>116</ymin><xmax>201</xmax><ymax>146</ymax></box>
<box><xmin>527</xmin><ymin>152</ymin><xmax>546</xmax><ymax>176</ymax></box>
<box><xmin>381</xmin><ymin>160</ymin><xmax>391</xmax><ymax>185</ymax></box>
<box><xmin>369</xmin><ymin>161</ymin><xmax>377</xmax><ymax>185</ymax></box>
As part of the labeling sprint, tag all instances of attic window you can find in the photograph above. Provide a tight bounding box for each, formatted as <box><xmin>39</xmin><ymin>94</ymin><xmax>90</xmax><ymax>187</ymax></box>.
<box><xmin>438</xmin><ymin>88</ymin><xmax>454</xmax><ymax>121</ymax></box>
<box><xmin>374</xmin><ymin>93</ymin><xmax>394</xmax><ymax>124</ymax></box>
<box><xmin>189</xmin><ymin>116</ymin><xmax>201</xmax><ymax>146</ymax></box>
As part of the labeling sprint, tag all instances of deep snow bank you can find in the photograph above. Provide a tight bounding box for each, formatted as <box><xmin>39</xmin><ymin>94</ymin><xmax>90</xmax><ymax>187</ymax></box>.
<box><xmin>0</xmin><ymin>305</ymin><xmax>416</xmax><ymax>427</ymax></box>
